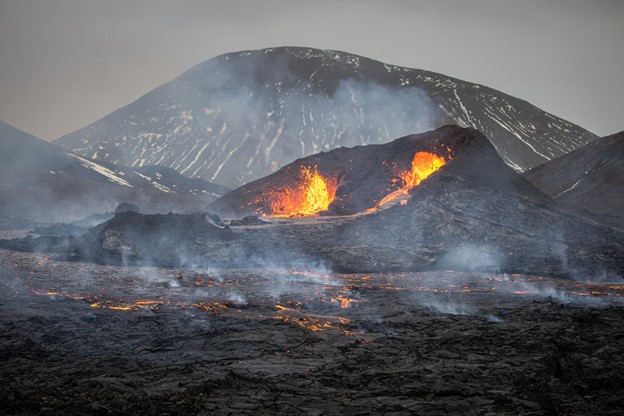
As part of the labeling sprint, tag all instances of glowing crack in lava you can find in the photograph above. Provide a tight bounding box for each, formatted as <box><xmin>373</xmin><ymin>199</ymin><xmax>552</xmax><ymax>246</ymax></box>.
<box><xmin>377</xmin><ymin>151</ymin><xmax>447</xmax><ymax>208</ymax></box>
<box><xmin>266</xmin><ymin>165</ymin><xmax>337</xmax><ymax>217</ymax></box>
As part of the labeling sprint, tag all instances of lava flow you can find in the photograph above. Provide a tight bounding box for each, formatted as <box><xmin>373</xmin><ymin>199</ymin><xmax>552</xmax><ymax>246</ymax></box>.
<box><xmin>377</xmin><ymin>151</ymin><xmax>447</xmax><ymax>208</ymax></box>
<box><xmin>266</xmin><ymin>165</ymin><xmax>337</xmax><ymax>217</ymax></box>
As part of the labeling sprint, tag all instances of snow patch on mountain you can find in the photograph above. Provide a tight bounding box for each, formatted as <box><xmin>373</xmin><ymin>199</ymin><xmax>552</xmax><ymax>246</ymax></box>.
<box><xmin>67</xmin><ymin>153</ymin><xmax>133</xmax><ymax>187</ymax></box>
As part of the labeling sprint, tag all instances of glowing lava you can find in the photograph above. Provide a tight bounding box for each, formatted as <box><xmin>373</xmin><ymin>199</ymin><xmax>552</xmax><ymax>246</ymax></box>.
<box><xmin>267</xmin><ymin>165</ymin><xmax>337</xmax><ymax>217</ymax></box>
<box><xmin>377</xmin><ymin>151</ymin><xmax>447</xmax><ymax>208</ymax></box>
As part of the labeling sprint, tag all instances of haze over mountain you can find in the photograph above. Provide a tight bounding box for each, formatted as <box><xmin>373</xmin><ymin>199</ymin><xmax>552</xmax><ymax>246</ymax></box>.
<box><xmin>55</xmin><ymin>47</ymin><xmax>597</xmax><ymax>188</ymax></box>
<box><xmin>0</xmin><ymin>121</ymin><xmax>228</xmax><ymax>220</ymax></box>
<box><xmin>525</xmin><ymin>131</ymin><xmax>624</xmax><ymax>219</ymax></box>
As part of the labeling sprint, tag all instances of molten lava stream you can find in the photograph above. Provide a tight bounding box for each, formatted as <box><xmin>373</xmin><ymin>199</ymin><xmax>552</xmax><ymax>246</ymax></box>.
<box><xmin>267</xmin><ymin>165</ymin><xmax>337</xmax><ymax>217</ymax></box>
<box><xmin>377</xmin><ymin>151</ymin><xmax>446</xmax><ymax>208</ymax></box>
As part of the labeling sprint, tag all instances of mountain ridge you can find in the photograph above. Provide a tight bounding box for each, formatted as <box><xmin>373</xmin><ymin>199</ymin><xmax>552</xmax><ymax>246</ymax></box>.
<box><xmin>0</xmin><ymin>121</ymin><xmax>228</xmax><ymax>220</ymax></box>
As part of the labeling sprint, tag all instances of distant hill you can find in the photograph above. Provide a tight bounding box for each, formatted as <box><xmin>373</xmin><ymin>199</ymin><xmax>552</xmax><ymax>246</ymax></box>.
<box><xmin>0</xmin><ymin>121</ymin><xmax>229</xmax><ymax>220</ymax></box>
<box><xmin>524</xmin><ymin>131</ymin><xmax>624</xmax><ymax>219</ymax></box>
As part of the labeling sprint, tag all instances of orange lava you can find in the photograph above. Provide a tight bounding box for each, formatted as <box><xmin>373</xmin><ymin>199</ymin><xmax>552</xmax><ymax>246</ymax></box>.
<box><xmin>377</xmin><ymin>151</ymin><xmax>446</xmax><ymax>208</ymax></box>
<box><xmin>89</xmin><ymin>299</ymin><xmax>163</xmax><ymax>311</ymax></box>
<box><xmin>330</xmin><ymin>296</ymin><xmax>364</xmax><ymax>308</ymax></box>
<box><xmin>267</xmin><ymin>165</ymin><xmax>337</xmax><ymax>217</ymax></box>
<box><xmin>274</xmin><ymin>304</ymin><xmax>354</xmax><ymax>333</ymax></box>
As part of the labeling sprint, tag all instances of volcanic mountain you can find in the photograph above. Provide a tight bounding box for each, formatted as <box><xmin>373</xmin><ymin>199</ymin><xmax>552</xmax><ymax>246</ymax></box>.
<box><xmin>524</xmin><ymin>131</ymin><xmax>624</xmax><ymax>220</ymax></box>
<box><xmin>55</xmin><ymin>47</ymin><xmax>596</xmax><ymax>188</ymax></box>
<box><xmin>210</xmin><ymin>124</ymin><xmax>621</xmax><ymax>278</ymax></box>
<box><xmin>20</xmin><ymin>125</ymin><xmax>619</xmax><ymax>279</ymax></box>
<box><xmin>209</xmin><ymin>125</ymin><xmax>548</xmax><ymax>217</ymax></box>
<box><xmin>0</xmin><ymin>121</ymin><xmax>229</xmax><ymax>220</ymax></box>
<box><xmin>305</xmin><ymin>127</ymin><xmax>623</xmax><ymax>277</ymax></box>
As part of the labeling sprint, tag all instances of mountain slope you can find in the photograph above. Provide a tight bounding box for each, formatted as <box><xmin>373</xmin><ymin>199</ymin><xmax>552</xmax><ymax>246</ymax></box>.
<box><xmin>55</xmin><ymin>47</ymin><xmax>596</xmax><ymax>188</ymax></box>
<box><xmin>0</xmin><ymin>121</ymin><xmax>228</xmax><ymax>220</ymax></box>
<box><xmin>524</xmin><ymin>131</ymin><xmax>624</xmax><ymax>218</ymax></box>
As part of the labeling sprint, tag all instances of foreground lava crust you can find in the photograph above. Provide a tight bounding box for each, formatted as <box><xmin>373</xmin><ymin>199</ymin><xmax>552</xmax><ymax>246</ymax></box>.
<box><xmin>1</xmin><ymin>250</ymin><xmax>624</xmax><ymax>415</ymax></box>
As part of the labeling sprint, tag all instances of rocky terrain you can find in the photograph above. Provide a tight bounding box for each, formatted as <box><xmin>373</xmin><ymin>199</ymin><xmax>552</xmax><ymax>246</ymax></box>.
<box><xmin>1</xmin><ymin>250</ymin><xmax>623</xmax><ymax>416</ymax></box>
<box><xmin>525</xmin><ymin>131</ymin><xmax>624</xmax><ymax>221</ymax></box>
<box><xmin>74</xmin><ymin>211</ymin><xmax>237</xmax><ymax>266</ymax></box>
<box><xmin>55</xmin><ymin>47</ymin><xmax>596</xmax><ymax>188</ymax></box>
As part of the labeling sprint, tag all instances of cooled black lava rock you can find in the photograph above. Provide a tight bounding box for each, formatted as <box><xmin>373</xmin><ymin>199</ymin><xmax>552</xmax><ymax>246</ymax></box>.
<box><xmin>72</xmin><ymin>211</ymin><xmax>237</xmax><ymax>266</ymax></box>
<box><xmin>229</xmin><ymin>216</ymin><xmax>271</xmax><ymax>226</ymax></box>
<box><xmin>2</xmin><ymin>250</ymin><xmax>624</xmax><ymax>416</ymax></box>
<box><xmin>30</xmin><ymin>212</ymin><xmax>113</xmax><ymax>237</ymax></box>
<box><xmin>4</xmin><ymin>126</ymin><xmax>624</xmax><ymax>279</ymax></box>
<box><xmin>205</xmin><ymin>212</ymin><xmax>225</xmax><ymax>227</ymax></box>
<box><xmin>320</xmin><ymin>132</ymin><xmax>624</xmax><ymax>277</ymax></box>
<box><xmin>32</xmin><ymin>223</ymin><xmax>88</xmax><ymax>237</ymax></box>
<box><xmin>114</xmin><ymin>202</ymin><xmax>140</xmax><ymax>214</ymax></box>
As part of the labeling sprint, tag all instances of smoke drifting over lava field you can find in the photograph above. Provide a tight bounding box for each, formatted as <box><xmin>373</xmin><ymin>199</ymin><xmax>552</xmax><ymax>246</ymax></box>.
<box><xmin>2</xmin><ymin>250</ymin><xmax>624</xmax><ymax>415</ymax></box>
<box><xmin>2</xmin><ymin>46</ymin><xmax>624</xmax><ymax>415</ymax></box>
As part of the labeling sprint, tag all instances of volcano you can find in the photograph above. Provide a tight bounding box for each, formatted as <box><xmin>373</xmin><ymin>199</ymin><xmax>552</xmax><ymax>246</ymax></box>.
<box><xmin>54</xmin><ymin>47</ymin><xmax>596</xmax><ymax>188</ymax></box>
<box><xmin>524</xmin><ymin>131</ymin><xmax>624</xmax><ymax>221</ymax></box>
<box><xmin>210</xmin><ymin>125</ymin><xmax>623</xmax><ymax>278</ymax></box>
<box><xmin>12</xmin><ymin>125</ymin><xmax>622</xmax><ymax>279</ymax></box>
<box><xmin>0</xmin><ymin>121</ymin><xmax>229</xmax><ymax>220</ymax></box>
<box><xmin>210</xmin><ymin>125</ymin><xmax>547</xmax><ymax>217</ymax></box>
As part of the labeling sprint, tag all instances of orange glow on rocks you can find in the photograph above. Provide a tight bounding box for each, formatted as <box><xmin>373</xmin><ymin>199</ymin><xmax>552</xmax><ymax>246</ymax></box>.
<box><xmin>377</xmin><ymin>151</ymin><xmax>447</xmax><ymax>208</ymax></box>
<box><xmin>266</xmin><ymin>165</ymin><xmax>337</xmax><ymax>217</ymax></box>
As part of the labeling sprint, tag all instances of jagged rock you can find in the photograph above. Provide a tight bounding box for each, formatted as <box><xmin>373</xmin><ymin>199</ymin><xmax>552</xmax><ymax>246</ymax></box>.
<box><xmin>1</xmin><ymin>249</ymin><xmax>623</xmax><ymax>415</ymax></box>
<box><xmin>72</xmin><ymin>211</ymin><xmax>237</xmax><ymax>266</ymax></box>
<box><xmin>211</xmin><ymin>125</ymin><xmax>548</xmax><ymax>217</ymax></box>
<box><xmin>114</xmin><ymin>202</ymin><xmax>140</xmax><ymax>214</ymax></box>
<box><xmin>229</xmin><ymin>216</ymin><xmax>271</xmax><ymax>227</ymax></box>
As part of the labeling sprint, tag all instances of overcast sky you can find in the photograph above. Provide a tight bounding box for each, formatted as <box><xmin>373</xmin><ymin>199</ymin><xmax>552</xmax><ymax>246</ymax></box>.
<box><xmin>0</xmin><ymin>0</ymin><xmax>622</xmax><ymax>140</ymax></box>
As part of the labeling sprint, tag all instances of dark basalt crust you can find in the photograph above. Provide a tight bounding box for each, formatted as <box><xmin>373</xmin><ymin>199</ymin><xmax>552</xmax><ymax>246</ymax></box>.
<box><xmin>1</xmin><ymin>250</ymin><xmax>623</xmax><ymax>416</ymax></box>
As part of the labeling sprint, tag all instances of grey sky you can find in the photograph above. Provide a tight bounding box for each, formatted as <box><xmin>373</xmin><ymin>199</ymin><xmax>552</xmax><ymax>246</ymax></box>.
<box><xmin>0</xmin><ymin>0</ymin><xmax>622</xmax><ymax>140</ymax></box>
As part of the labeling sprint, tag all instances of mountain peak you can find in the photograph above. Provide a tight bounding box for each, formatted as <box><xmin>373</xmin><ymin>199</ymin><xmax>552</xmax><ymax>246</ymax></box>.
<box><xmin>55</xmin><ymin>46</ymin><xmax>597</xmax><ymax>188</ymax></box>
